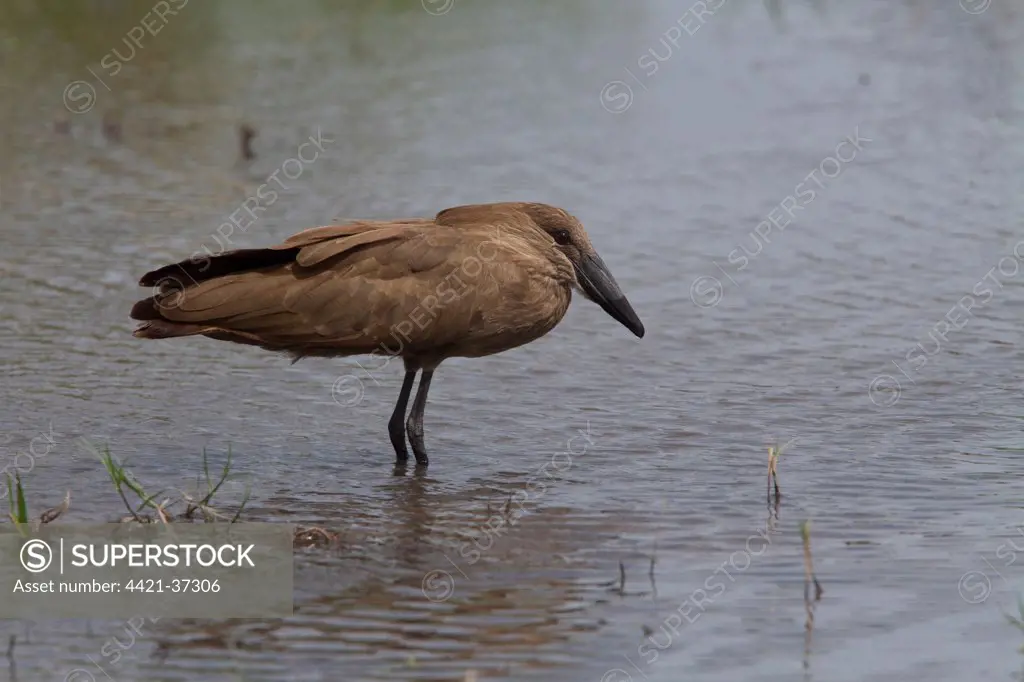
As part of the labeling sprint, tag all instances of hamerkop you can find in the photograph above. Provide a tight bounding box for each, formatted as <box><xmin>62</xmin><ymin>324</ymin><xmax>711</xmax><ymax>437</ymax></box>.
<box><xmin>130</xmin><ymin>202</ymin><xmax>644</xmax><ymax>467</ymax></box>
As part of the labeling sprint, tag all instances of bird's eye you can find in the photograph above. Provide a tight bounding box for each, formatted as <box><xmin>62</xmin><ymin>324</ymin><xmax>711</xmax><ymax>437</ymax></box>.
<box><xmin>552</xmin><ymin>229</ymin><xmax>571</xmax><ymax>245</ymax></box>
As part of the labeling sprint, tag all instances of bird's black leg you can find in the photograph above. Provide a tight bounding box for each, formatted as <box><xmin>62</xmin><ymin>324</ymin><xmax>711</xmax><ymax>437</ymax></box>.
<box><xmin>406</xmin><ymin>370</ymin><xmax>434</xmax><ymax>467</ymax></box>
<box><xmin>389</xmin><ymin>370</ymin><xmax>417</xmax><ymax>464</ymax></box>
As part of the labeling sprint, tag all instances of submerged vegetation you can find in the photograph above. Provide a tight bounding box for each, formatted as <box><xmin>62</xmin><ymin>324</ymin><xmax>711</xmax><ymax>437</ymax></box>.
<box><xmin>5</xmin><ymin>471</ymin><xmax>70</xmax><ymax>533</ymax></box>
<box><xmin>801</xmin><ymin>520</ymin><xmax>824</xmax><ymax>608</ymax></box>
<box><xmin>3</xmin><ymin>442</ymin><xmax>337</xmax><ymax>546</ymax></box>
<box><xmin>88</xmin><ymin>441</ymin><xmax>251</xmax><ymax>524</ymax></box>
<box><xmin>767</xmin><ymin>444</ymin><xmax>782</xmax><ymax>504</ymax></box>
<box><xmin>6</xmin><ymin>473</ymin><xmax>27</xmax><ymax>527</ymax></box>
<box><xmin>1003</xmin><ymin>596</ymin><xmax>1024</xmax><ymax>652</ymax></box>
<box><xmin>2</xmin><ymin>442</ymin><xmax>251</xmax><ymax>527</ymax></box>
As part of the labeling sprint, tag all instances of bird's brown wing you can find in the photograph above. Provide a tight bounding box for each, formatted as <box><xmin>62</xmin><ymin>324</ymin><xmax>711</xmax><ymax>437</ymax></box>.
<box><xmin>136</xmin><ymin>220</ymin><xmax>430</xmax><ymax>289</ymax></box>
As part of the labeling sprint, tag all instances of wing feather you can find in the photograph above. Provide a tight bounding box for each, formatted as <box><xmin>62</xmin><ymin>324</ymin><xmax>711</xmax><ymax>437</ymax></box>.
<box><xmin>280</xmin><ymin>220</ymin><xmax>431</xmax><ymax>248</ymax></box>
<box><xmin>295</xmin><ymin>226</ymin><xmax>409</xmax><ymax>268</ymax></box>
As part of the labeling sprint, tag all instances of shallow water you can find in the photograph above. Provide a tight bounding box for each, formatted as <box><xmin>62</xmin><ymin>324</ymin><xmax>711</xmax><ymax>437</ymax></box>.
<box><xmin>3</xmin><ymin>0</ymin><xmax>1024</xmax><ymax>680</ymax></box>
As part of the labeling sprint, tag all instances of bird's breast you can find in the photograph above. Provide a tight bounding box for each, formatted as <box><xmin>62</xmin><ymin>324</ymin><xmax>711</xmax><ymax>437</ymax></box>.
<box><xmin>443</xmin><ymin>277</ymin><xmax>571</xmax><ymax>359</ymax></box>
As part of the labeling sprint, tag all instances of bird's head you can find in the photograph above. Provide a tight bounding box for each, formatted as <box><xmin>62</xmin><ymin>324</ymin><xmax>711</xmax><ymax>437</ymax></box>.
<box><xmin>519</xmin><ymin>203</ymin><xmax>645</xmax><ymax>339</ymax></box>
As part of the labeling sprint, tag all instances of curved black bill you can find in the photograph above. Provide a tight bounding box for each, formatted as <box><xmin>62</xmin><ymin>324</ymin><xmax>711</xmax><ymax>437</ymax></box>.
<box><xmin>576</xmin><ymin>252</ymin><xmax>645</xmax><ymax>338</ymax></box>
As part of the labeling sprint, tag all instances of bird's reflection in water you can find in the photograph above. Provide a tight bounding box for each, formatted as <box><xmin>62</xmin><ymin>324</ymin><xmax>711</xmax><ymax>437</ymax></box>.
<box><xmin>139</xmin><ymin>466</ymin><xmax>630</xmax><ymax>680</ymax></box>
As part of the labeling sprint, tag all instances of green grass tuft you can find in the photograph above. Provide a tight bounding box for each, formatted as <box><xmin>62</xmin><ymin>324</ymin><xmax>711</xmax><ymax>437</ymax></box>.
<box><xmin>6</xmin><ymin>472</ymin><xmax>28</xmax><ymax>528</ymax></box>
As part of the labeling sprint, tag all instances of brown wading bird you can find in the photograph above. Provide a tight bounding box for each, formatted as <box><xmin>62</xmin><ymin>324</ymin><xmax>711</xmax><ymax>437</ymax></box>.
<box><xmin>130</xmin><ymin>202</ymin><xmax>644</xmax><ymax>467</ymax></box>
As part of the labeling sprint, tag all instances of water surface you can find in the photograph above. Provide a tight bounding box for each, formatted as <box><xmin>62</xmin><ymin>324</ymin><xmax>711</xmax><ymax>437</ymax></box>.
<box><xmin>2</xmin><ymin>1</ymin><xmax>1024</xmax><ymax>680</ymax></box>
